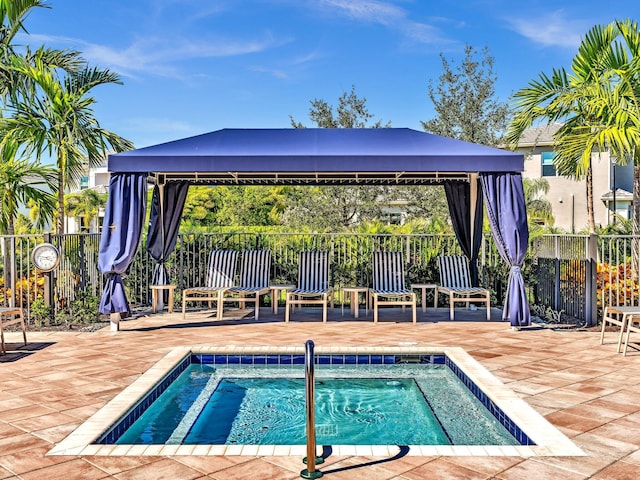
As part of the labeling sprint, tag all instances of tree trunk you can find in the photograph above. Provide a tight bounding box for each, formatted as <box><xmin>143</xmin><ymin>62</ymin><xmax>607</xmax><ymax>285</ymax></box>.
<box><xmin>586</xmin><ymin>164</ymin><xmax>596</xmax><ymax>233</ymax></box>
<box><xmin>57</xmin><ymin>174</ymin><xmax>65</xmax><ymax>234</ymax></box>
<box><xmin>632</xmin><ymin>162</ymin><xmax>640</xmax><ymax>276</ymax></box>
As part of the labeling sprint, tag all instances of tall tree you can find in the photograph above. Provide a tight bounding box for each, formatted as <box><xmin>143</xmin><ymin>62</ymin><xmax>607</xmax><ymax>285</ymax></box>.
<box><xmin>506</xmin><ymin>20</ymin><xmax>640</xmax><ymax>233</ymax></box>
<box><xmin>0</xmin><ymin>0</ymin><xmax>46</xmax><ymax>97</ymax></box>
<box><xmin>287</xmin><ymin>86</ymin><xmax>392</xmax><ymax>230</ymax></box>
<box><xmin>1</xmin><ymin>2</ymin><xmax>82</xmax><ymax>100</ymax></box>
<box><xmin>0</xmin><ymin>139</ymin><xmax>56</xmax><ymax>234</ymax></box>
<box><xmin>215</xmin><ymin>186</ymin><xmax>288</xmax><ymax>226</ymax></box>
<box><xmin>422</xmin><ymin>45</ymin><xmax>509</xmax><ymax>146</ymax></box>
<box><xmin>0</xmin><ymin>52</ymin><xmax>133</xmax><ymax>233</ymax></box>
<box><xmin>290</xmin><ymin>85</ymin><xmax>390</xmax><ymax>129</ymax></box>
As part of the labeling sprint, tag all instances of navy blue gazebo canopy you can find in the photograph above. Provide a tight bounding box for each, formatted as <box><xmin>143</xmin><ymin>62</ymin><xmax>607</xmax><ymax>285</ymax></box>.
<box><xmin>99</xmin><ymin>128</ymin><xmax>530</xmax><ymax>330</ymax></box>
<box><xmin>108</xmin><ymin>128</ymin><xmax>523</xmax><ymax>185</ymax></box>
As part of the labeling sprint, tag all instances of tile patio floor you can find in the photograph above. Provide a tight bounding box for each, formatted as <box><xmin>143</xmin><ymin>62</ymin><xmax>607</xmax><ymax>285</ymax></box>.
<box><xmin>1</xmin><ymin>305</ymin><xmax>640</xmax><ymax>479</ymax></box>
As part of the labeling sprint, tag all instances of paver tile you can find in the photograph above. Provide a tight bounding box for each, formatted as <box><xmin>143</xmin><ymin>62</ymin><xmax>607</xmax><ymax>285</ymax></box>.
<box><xmin>1</xmin><ymin>308</ymin><xmax>640</xmax><ymax>479</ymax></box>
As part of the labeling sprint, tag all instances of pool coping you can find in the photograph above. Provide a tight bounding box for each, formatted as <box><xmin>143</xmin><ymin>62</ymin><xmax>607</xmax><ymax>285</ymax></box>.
<box><xmin>48</xmin><ymin>345</ymin><xmax>585</xmax><ymax>457</ymax></box>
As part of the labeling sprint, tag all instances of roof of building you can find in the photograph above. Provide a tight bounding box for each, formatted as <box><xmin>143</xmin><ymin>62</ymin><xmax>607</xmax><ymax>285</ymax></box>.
<box><xmin>600</xmin><ymin>188</ymin><xmax>634</xmax><ymax>201</ymax></box>
<box><xmin>517</xmin><ymin>123</ymin><xmax>563</xmax><ymax>147</ymax></box>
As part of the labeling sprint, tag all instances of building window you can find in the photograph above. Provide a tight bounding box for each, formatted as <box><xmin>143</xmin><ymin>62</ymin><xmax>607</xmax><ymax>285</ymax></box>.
<box><xmin>541</xmin><ymin>152</ymin><xmax>556</xmax><ymax>177</ymax></box>
<box><xmin>80</xmin><ymin>176</ymin><xmax>89</xmax><ymax>189</ymax></box>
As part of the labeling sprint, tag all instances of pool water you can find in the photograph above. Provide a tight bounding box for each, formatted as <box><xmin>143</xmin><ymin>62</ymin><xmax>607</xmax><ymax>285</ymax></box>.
<box><xmin>115</xmin><ymin>363</ymin><xmax>519</xmax><ymax>446</ymax></box>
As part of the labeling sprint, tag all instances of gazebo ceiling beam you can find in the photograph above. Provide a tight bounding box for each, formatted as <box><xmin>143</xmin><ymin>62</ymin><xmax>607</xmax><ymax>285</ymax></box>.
<box><xmin>147</xmin><ymin>171</ymin><xmax>472</xmax><ymax>186</ymax></box>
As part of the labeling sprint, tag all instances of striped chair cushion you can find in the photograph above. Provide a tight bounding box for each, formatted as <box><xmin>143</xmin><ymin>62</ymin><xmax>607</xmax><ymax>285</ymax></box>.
<box><xmin>372</xmin><ymin>251</ymin><xmax>410</xmax><ymax>294</ymax></box>
<box><xmin>294</xmin><ymin>251</ymin><xmax>329</xmax><ymax>292</ymax></box>
<box><xmin>205</xmin><ymin>250</ymin><xmax>238</xmax><ymax>289</ymax></box>
<box><xmin>235</xmin><ymin>250</ymin><xmax>271</xmax><ymax>290</ymax></box>
<box><xmin>438</xmin><ymin>255</ymin><xmax>472</xmax><ymax>289</ymax></box>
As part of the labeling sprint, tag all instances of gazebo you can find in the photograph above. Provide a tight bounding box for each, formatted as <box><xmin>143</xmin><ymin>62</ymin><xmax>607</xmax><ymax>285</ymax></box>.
<box><xmin>98</xmin><ymin>128</ymin><xmax>529</xmax><ymax>330</ymax></box>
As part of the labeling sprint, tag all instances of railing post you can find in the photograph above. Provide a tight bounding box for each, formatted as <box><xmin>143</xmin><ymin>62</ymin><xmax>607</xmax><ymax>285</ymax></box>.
<box><xmin>8</xmin><ymin>236</ymin><xmax>17</xmax><ymax>308</ymax></box>
<box><xmin>41</xmin><ymin>233</ymin><xmax>55</xmax><ymax>317</ymax></box>
<box><xmin>585</xmin><ymin>234</ymin><xmax>598</xmax><ymax>327</ymax></box>
<box><xmin>554</xmin><ymin>236</ymin><xmax>561</xmax><ymax>312</ymax></box>
<box><xmin>405</xmin><ymin>235</ymin><xmax>410</xmax><ymax>264</ymax></box>
<box><xmin>79</xmin><ymin>234</ymin><xmax>87</xmax><ymax>290</ymax></box>
<box><xmin>301</xmin><ymin>339</ymin><xmax>323</xmax><ymax>479</ymax></box>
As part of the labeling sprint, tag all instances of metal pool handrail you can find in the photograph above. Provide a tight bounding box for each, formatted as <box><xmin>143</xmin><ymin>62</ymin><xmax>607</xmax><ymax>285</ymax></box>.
<box><xmin>301</xmin><ymin>339</ymin><xmax>323</xmax><ymax>479</ymax></box>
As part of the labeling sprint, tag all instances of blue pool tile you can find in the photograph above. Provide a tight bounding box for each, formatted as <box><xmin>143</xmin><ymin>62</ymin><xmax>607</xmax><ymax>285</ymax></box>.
<box><xmin>266</xmin><ymin>355</ymin><xmax>279</xmax><ymax>364</ymax></box>
<box><xmin>317</xmin><ymin>355</ymin><xmax>331</xmax><ymax>365</ymax></box>
<box><xmin>279</xmin><ymin>355</ymin><xmax>292</xmax><ymax>365</ymax></box>
<box><xmin>240</xmin><ymin>355</ymin><xmax>254</xmax><ymax>364</ymax></box>
<box><xmin>370</xmin><ymin>355</ymin><xmax>382</xmax><ymax>364</ymax></box>
<box><xmin>196</xmin><ymin>354</ymin><xmax>214</xmax><ymax>364</ymax></box>
<box><xmin>330</xmin><ymin>355</ymin><xmax>344</xmax><ymax>364</ymax></box>
<box><xmin>345</xmin><ymin>355</ymin><xmax>356</xmax><ymax>364</ymax></box>
<box><xmin>213</xmin><ymin>355</ymin><xmax>227</xmax><ymax>364</ymax></box>
<box><xmin>292</xmin><ymin>355</ymin><xmax>305</xmax><ymax>365</ymax></box>
<box><xmin>446</xmin><ymin>358</ymin><xmax>535</xmax><ymax>446</ymax></box>
<box><xmin>357</xmin><ymin>355</ymin><xmax>369</xmax><ymax>364</ymax></box>
<box><xmin>383</xmin><ymin>355</ymin><xmax>396</xmax><ymax>364</ymax></box>
<box><xmin>253</xmin><ymin>356</ymin><xmax>266</xmax><ymax>365</ymax></box>
<box><xmin>227</xmin><ymin>356</ymin><xmax>240</xmax><ymax>364</ymax></box>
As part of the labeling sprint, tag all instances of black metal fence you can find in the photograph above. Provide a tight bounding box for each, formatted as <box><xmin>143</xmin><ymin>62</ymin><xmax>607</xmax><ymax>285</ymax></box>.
<box><xmin>530</xmin><ymin>235</ymin><xmax>593</xmax><ymax>324</ymax></box>
<box><xmin>2</xmin><ymin>231</ymin><xmax>636</xmax><ymax>326</ymax></box>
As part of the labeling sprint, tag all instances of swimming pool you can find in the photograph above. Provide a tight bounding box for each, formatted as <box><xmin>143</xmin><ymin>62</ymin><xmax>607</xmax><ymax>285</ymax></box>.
<box><xmin>50</xmin><ymin>346</ymin><xmax>584</xmax><ymax>457</ymax></box>
<box><xmin>111</xmin><ymin>361</ymin><xmax>520</xmax><ymax>446</ymax></box>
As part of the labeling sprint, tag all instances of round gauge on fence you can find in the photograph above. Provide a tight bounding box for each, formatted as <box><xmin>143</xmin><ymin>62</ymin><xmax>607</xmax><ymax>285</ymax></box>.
<box><xmin>32</xmin><ymin>242</ymin><xmax>60</xmax><ymax>272</ymax></box>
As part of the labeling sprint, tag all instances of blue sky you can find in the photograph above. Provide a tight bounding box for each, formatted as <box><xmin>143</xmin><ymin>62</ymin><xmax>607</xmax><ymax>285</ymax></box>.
<box><xmin>19</xmin><ymin>0</ymin><xmax>639</xmax><ymax>148</ymax></box>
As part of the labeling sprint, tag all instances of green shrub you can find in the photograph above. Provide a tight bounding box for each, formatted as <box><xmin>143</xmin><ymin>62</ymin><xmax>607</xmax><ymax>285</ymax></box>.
<box><xmin>30</xmin><ymin>297</ymin><xmax>53</xmax><ymax>327</ymax></box>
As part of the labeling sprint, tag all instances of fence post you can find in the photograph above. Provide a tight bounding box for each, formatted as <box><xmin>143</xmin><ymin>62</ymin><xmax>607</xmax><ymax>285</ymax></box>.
<box><xmin>405</xmin><ymin>235</ymin><xmax>410</xmax><ymax>264</ymax></box>
<box><xmin>43</xmin><ymin>233</ymin><xmax>54</xmax><ymax>315</ymax></box>
<box><xmin>554</xmin><ymin>236</ymin><xmax>561</xmax><ymax>312</ymax></box>
<box><xmin>8</xmin><ymin>237</ymin><xmax>16</xmax><ymax>308</ymax></box>
<box><xmin>585</xmin><ymin>233</ymin><xmax>598</xmax><ymax>327</ymax></box>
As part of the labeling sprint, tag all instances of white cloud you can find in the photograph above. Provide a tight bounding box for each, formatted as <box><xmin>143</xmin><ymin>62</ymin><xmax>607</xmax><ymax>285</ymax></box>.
<box><xmin>317</xmin><ymin>0</ymin><xmax>405</xmax><ymax>26</ymax></box>
<box><xmin>249</xmin><ymin>49</ymin><xmax>324</xmax><ymax>80</ymax></box>
<box><xmin>506</xmin><ymin>10</ymin><xmax>587</xmax><ymax>48</ymax></box>
<box><xmin>311</xmin><ymin>0</ymin><xmax>457</xmax><ymax>46</ymax></box>
<box><xmin>23</xmin><ymin>32</ymin><xmax>289</xmax><ymax>80</ymax></box>
<box><xmin>249</xmin><ymin>65</ymin><xmax>291</xmax><ymax>79</ymax></box>
<box><xmin>404</xmin><ymin>21</ymin><xmax>456</xmax><ymax>45</ymax></box>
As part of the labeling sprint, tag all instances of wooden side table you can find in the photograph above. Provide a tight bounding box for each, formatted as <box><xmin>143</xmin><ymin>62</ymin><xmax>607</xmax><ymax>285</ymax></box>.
<box><xmin>342</xmin><ymin>287</ymin><xmax>369</xmax><ymax>318</ymax></box>
<box><xmin>270</xmin><ymin>285</ymin><xmax>295</xmax><ymax>314</ymax></box>
<box><xmin>411</xmin><ymin>283</ymin><xmax>438</xmax><ymax>313</ymax></box>
<box><xmin>150</xmin><ymin>285</ymin><xmax>176</xmax><ymax>313</ymax></box>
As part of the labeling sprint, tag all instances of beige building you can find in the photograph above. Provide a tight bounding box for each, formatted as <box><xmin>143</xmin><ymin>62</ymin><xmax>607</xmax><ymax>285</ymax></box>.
<box><xmin>514</xmin><ymin>124</ymin><xmax>633</xmax><ymax>232</ymax></box>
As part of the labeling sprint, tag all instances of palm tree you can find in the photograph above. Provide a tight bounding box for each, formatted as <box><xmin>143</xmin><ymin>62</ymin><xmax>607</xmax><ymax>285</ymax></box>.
<box><xmin>0</xmin><ymin>52</ymin><xmax>133</xmax><ymax>233</ymax></box>
<box><xmin>523</xmin><ymin>177</ymin><xmax>554</xmax><ymax>227</ymax></box>
<box><xmin>0</xmin><ymin>1</ymin><xmax>49</xmax><ymax>65</ymax></box>
<box><xmin>64</xmin><ymin>188</ymin><xmax>106</xmax><ymax>232</ymax></box>
<box><xmin>506</xmin><ymin>19</ymin><xmax>640</xmax><ymax>233</ymax></box>
<box><xmin>0</xmin><ymin>139</ymin><xmax>56</xmax><ymax>234</ymax></box>
<box><xmin>1</xmin><ymin>2</ymin><xmax>83</xmax><ymax>99</ymax></box>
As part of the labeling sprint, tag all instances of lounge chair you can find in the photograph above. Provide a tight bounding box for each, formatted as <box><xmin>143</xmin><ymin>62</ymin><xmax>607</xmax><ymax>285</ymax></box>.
<box><xmin>285</xmin><ymin>251</ymin><xmax>333</xmax><ymax>323</ymax></box>
<box><xmin>0</xmin><ymin>307</ymin><xmax>27</xmax><ymax>354</ymax></box>
<box><xmin>182</xmin><ymin>250</ymin><xmax>238</xmax><ymax>320</ymax></box>
<box><xmin>436</xmin><ymin>255</ymin><xmax>491</xmax><ymax>321</ymax></box>
<box><xmin>223</xmin><ymin>250</ymin><xmax>272</xmax><ymax>320</ymax></box>
<box><xmin>370</xmin><ymin>251</ymin><xmax>417</xmax><ymax>324</ymax></box>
